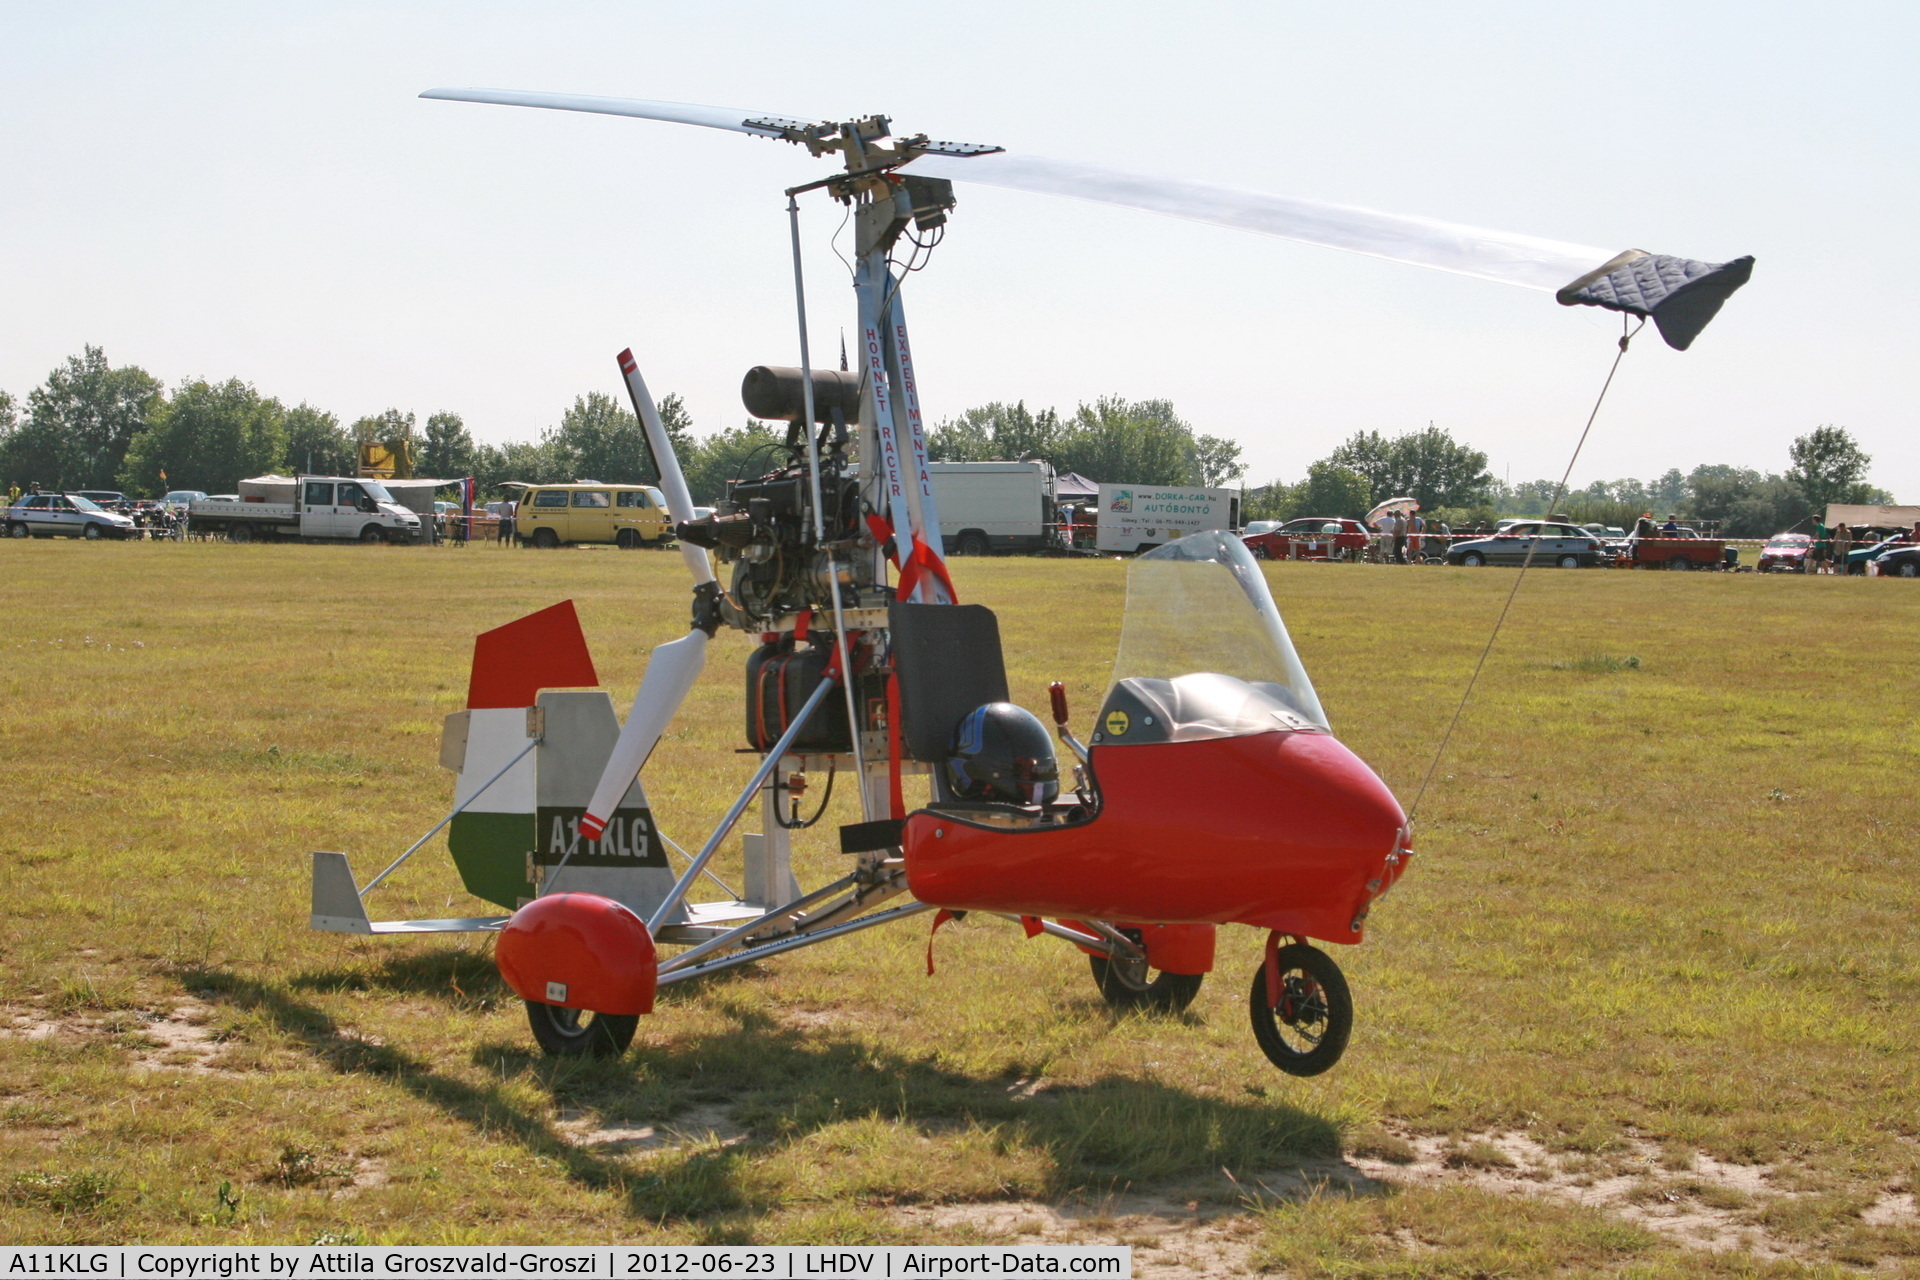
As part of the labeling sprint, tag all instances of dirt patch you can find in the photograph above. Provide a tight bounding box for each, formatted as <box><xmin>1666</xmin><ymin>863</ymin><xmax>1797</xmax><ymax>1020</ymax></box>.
<box><xmin>1340</xmin><ymin>1127</ymin><xmax>1917</xmax><ymax>1260</ymax></box>
<box><xmin>888</xmin><ymin>1131</ymin><xmax>1919</xmax><ymax>1272</ymax></box>
<box><xmin>2</xmin><ymin>1001</ymin><xmax>240</xmax><ymax>1075</ymax></box>
<box><xmin>557</xmin><ymin>1103</ymin><xmax>748</xmax><ymax>1155</ymax></box>
<box><xmin>131</xmin><ymin>1004</ymin><xmax>226</xmax><ymax>1072</ymax></box>
<box><xmin>1</xmin><ymin>1009</ymin><xmax>65</xmax><ymax>1041</ymax></box>
<box><xmin>897</xmin><ymin>1189</ymin><xmax>1265</xmax><ymax>1280</ymax></box>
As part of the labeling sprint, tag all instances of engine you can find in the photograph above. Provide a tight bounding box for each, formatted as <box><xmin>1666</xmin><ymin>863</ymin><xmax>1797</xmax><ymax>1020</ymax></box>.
<box><xmin>675</xmin><ymin>365</ymin><xmax>875</xmax><ymax>629</ymax></box>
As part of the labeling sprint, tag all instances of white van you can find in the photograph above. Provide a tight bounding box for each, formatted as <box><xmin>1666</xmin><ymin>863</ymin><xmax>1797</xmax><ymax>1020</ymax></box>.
<box><xmin>924</xmin><ymin>460</ymin><xmax>1056</xmax><ymax>555</ymax></box>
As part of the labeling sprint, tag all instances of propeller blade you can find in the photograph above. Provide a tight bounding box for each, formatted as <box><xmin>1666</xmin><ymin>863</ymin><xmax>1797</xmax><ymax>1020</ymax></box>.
<box><xmin>578</xmin><ymin>351</ymin><xmax>718</xmax><ymax>841</ymax></box>
<box><xmin>903</xmin><ymin>150</ymin><xmax>1614</xmax><ymax>293</ymax></box>
<box><xmin>420</xmin><ymin>87</ymin><xmax>821</xmax><ymax>139</ymax></box>
<box><xmin>618</xmin><ymin>349</ymin><xmax>715</xmax><ymax>586</ymax></box>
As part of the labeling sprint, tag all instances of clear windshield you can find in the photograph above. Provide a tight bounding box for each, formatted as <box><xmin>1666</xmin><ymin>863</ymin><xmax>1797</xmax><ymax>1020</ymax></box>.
<box><xmin>69</xmin><ymin>494</ymin><xmax>105</xmax><ymax>513</ymax></box>
<box><xmin>360</xmin><ymin>481</ymin><xmax>395</xmax><ymax>503</ymax></box>
<box><xmin>1111</xmin><ymin>530</ymin><xmax>1329</xmax><ymax>732</ymax></box>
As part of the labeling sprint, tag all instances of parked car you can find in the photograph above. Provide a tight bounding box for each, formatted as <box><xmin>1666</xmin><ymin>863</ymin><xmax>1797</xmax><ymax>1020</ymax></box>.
<box><xmin>5</xmin><ymin>492</ymin><xmax>138</xmax><ymax>540</ymax></box>
<box><xmin>1844</xmin><ymin>537</ymin><xmax>1913</xmax><ymax>574</ymax></box>
<box><xmin>1756</xmin><ymin>532</ymin><xmax>1811</xmax><ymax>573</ymax></box>
<box><xmin>1243</xmin><ymin>516</ymin><xmax>1369</xmax><ymax>560</ymax></box>
<box><xmin>161</xmin><ymin>489</ymin><xmax>209</xmax><ymax>510</ymax></box>
<box><xmin>1872</xmin><ymin>545</ymin><xmax>1920</xmax><ymax>578</ymax></box>
<box><xmin>1445</xmin><ymin>521</ymin><xmax>1607</xmax><ymax>568</ymax></box>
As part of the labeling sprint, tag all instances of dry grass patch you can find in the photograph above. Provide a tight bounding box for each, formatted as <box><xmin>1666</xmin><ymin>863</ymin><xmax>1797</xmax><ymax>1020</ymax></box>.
<box><xmin>2</xmin><ymin>540</ymin><xmax>1917</xmax><ymax>1267</ymax></box>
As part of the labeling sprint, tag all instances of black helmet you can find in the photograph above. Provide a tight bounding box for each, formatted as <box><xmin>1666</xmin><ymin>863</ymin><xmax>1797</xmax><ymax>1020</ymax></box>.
<box><xmin>947</xmin><ymin>702</ymin><xmax>1059</xmax><ymax>805</ymax></box>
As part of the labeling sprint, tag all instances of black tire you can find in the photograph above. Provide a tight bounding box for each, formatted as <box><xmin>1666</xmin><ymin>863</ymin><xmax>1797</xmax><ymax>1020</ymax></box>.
<box><xmin>1556</xmin><ymin>554</ymin><xmax>1579</xmax><ymax>569</ymax></box>
<box><xmin>1249</xmin><ymin>944</ymin><xmax>1352</xmax><ymax>1077</ymax></box>
<box><xmin>524</xmin><ymin>1000</ymin><xmax>638</xmax><ymax>1058</ymax></box>
<box><xmin>616</xmin><ymin>528</ymin><xmax>641</xmax><ymax>550</ymax></box>
<box><xmin>1249</xmin><ymin>543</ymin><xmax>1269</xmax><ymax>560</ymax></box>
<box><xmin>1669</xmin><ymin>557</ymin><xmax>1693</xmax><ymax>571</ymax></box>
<box><xmin>1896</xmin><ymin>561</ymin><xmax>1920</xmax><ymax>579</ymax></box>
<box><xmin>6</xmin><ymin>523</ymin><xmax>26</xmax><ymax>539</ymax></box>
<box><xmin>956</xmin><ymin>531</ymin><xmax>990</xmax><ymax>557</ymax></box>
<box><xmin>83</xmin><ymin>522</ymin><xmax>104</xmax><ymax>541</ymax></box>
<box><xmin>1462</xmin><ymin>552</ymin><xmax>1486</xmax><ymax>567</ymax></box>
<box><xmin>531</xmin><ymin>527</ymin><xmax>560</xmax><ymax>549</ymax></box>
<box><xmin>358</xmin><ymin>524</ymin><xmax>385</xmax><ymax>544</ymax></box>
<box><xmin>228</xmin><ymin>522</ymin><xmax>254</xmax><ymax>544</ymax></box>
<box><xmin>1088</xmin><ymin>949</ymin><xmax>1205</xmax><ymax>1014</ymax></box>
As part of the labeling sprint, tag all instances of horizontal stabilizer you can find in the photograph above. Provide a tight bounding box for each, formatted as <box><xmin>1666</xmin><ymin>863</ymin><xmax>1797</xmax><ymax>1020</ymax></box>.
<box><xmin>1556</xmin><ymin>253</ymin><xmax>1755</xmax><ymax>350</ymax></box>
<box><xmin>309</xmin><ymin>852</ymin><xmax>508</xmax><ymax>934</ymax></box>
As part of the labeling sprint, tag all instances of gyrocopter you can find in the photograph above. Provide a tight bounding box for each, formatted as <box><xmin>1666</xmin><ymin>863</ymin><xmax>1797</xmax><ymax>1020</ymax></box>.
<box><xmin>309</xmin><ymin>86</ymin><xmax>1751</xmax><ymax>1075</ymax></box>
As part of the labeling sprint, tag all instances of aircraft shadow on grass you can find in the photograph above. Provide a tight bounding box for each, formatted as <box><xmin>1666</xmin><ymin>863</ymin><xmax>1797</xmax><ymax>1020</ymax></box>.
<box><xmin>183</xmin><ymin>963</ymin><xmax>1376</xmax><ymax>1223</ymax></box>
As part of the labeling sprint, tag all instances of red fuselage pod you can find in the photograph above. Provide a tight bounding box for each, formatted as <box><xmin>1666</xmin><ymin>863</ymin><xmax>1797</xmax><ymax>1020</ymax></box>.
<box><xmin>903</xmin><ymin>730</ymin><xmax>1408</xmax><ymax>944</ymax></box>
<box><xmin>495</xmin><ymin>892</ymin><xmax>658</xmax><ymax>1015</ymax></box>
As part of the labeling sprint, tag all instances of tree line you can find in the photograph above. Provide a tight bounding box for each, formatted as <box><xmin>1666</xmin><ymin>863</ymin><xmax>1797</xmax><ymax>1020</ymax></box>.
<box><xmin>0</xmin><ymin>346</ymin><xmax>778</xmax><ymax>505</ymax></box>
<box><xmin>0</xmin><ymin>347</ymin><xmax>1889</xmax><ymax>538</ymax></box>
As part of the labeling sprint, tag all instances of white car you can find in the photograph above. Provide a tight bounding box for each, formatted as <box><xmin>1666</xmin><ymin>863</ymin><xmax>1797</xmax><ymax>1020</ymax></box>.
<box><xmin>6</xmin><ymin>492</ymin><xmax>139</xmax><ymax>540</ymax></box>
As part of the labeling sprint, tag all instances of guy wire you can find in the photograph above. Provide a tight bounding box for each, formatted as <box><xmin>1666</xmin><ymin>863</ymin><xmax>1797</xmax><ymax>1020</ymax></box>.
<box><xmin>1406</xmin><ymin>315</ymin><xmax>1647</xmax><ymax>824</ymax></box>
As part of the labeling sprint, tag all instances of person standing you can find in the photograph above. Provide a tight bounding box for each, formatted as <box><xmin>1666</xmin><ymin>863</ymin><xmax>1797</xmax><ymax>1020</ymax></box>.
<box><xmin>1391</xmin><ymin>511</ymin><xmax>1409</xmax><ymax>564</ymax></box>
<box><xmin>1809</xmin><ymin>518</ymin><xmax>1830</xmax><ymax>574</ymax></box>
<box><xmin>1832</xmin><ymin>522</ymin><xmax>1853</xmax><ymax>575</ymax></box>
<box><xmin>1409</xmin><ymin>510</ymin><xmax>1425</xmax><ymax>562</ymax></box>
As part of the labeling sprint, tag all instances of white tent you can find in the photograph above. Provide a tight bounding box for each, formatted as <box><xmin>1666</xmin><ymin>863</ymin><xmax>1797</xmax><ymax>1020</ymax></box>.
<box><xmin>1825</xmin><ymin>504</ymin><xmax>1919</xmax><ymax>530</ymax></box>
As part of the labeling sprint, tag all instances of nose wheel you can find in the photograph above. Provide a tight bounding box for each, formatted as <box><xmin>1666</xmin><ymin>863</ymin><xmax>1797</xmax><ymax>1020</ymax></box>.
<box><xmin>1088</xmin><ymin>946</ymin><xmax>1205</xmax><ymax>1013</ymax></box>
<box><xmin>1249</xmin><ymin>942</ymin><xmax>1352</xmax><ymax>1076</ymax></box>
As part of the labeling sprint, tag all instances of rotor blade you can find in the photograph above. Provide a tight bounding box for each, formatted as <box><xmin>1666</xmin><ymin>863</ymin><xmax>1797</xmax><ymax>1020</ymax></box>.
<box><xmin>903</xmin><ymin>150</ymin><xmax>1617</xmax><ymax>294</ymax></box>
<box><xmin>420</xmin><ymin>87</ymin><xmax>821</xmax><ymax>139</ymax></box>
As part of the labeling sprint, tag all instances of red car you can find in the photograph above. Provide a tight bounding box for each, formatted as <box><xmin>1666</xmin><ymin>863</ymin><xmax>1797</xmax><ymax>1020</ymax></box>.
<box><xmin>1756</xmin><ymin>532</ymin><xmax>1811</xmax><ymax>573</ymax></box>
<box><xmin>1243</xmin><ymin>517</ymin><xmax>1369</xmax><ymax>561</ymax></box>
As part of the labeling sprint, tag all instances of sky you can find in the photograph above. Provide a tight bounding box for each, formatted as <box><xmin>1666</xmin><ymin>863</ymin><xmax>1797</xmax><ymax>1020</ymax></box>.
<box><xmin>2</xmin><ymin>0</ymin><xmax>1914</xmax><ymax>495</ymax></box>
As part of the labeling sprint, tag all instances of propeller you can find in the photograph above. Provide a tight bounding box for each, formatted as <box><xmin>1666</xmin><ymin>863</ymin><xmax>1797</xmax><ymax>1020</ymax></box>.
<box><xmin>576</xmin><ymin>349</ymin><xmax>718</xmax><ymax>844</ymax></box>
<box><xmin>422</xmin><ymin>86</ymin><xmax>1752</xmax><ymax>348</ymax></box>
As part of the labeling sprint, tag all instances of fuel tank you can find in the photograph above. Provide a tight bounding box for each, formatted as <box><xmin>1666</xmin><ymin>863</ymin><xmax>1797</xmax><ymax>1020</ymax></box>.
<box><xmin>902</xmin><ymin>729</ymin><xmax>1408</xmax><ymax>943</ymax></box>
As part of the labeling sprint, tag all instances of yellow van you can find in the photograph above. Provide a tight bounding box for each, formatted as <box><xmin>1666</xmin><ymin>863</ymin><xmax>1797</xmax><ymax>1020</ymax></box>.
<box><xmin>511</xmin><ymin>483</ymin><xmax>673</xmax><ymax>549</ymax></box>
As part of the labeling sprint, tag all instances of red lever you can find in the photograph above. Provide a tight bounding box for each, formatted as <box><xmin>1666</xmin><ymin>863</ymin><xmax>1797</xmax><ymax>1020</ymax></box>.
<box><xmin>1048</xmin><ymin>681</ymin><xmax>1069</xmax><ymax>727</ymax></box>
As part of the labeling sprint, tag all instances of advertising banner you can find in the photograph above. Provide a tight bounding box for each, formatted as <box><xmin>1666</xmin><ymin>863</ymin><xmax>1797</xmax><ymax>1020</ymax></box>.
<box><xmin>1095</xmin><ymin>484</ymin><xmax>1235</xmax><ymax>553</ymax></box>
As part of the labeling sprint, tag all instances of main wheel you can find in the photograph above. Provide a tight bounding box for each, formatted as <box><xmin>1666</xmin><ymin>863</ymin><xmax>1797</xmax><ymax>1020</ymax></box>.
<box><xmin>956</xmin><ymin>531</ymin><xmax>990</xmax><ymax>557</ymax></box>
<box><xmin>616</xmin><ymin>528</ymin><xmax>641</xmax><ymax>550</ymax></box>
<box><xmin>531</xmin><ymin>527</ymin><xmax>560</xmax><ymax>549</ymax></box>
<box><xmin>83</xmin><ymin>523</ymin><xmax>105</xmax><ymax>540</ymax></box>
<box><xmin>1897</xmin><ymin>561</ymin><xmax>1920</xmax><ymax>578</ymax></box>
<box><xmin>1556</xmin><ymin>554</ymin><xmax>1580</xmax><ymax>569</ymax></box>
<box><xmin>358</xmin><ymin>524</ymin><xmax>385</xmax><ymax>544</ymax></box>
<box><xmin>6</xmin><ymin>523</ymin><xmax>26</xmax><ymax>539</ymax></box>
<box><xmin>1461</xmin><ymin>551</ymin><xmax>1485</xmax><ymax>567</ymax></box>
<box><xmin>228</xmin><ymin>522</ymin><xmax>254</xmax><ymax>543</ymax></box>
<box><xmin>1669</xmin><ymin>557</ymin><xmax>1693</xmax><ymax>571</ymax></box>
<box><xmin>524</xmin><ymin>1000</ymin><xmax>638</xmax><ymax>1058</ymax></box>
<box><xmin>1088</xmin><ymin>947</ymin><xmax>1205</xmax><ymax>1014</ymax></box>
<box><xmin>1249</xmin><ymin>542</ymin><xmax>1270</xmax><ymax>560</ymax></box>
<box><xmin>1249</xmin><ymin>944</ymin><xmax>1352</xmax><ymax>1077</ymax></box>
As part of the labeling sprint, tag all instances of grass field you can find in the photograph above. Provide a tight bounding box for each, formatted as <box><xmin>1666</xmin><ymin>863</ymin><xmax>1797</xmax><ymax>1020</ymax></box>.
<box><xmin>2</xmin><ymin>538</ymin><xmax>1916</xmax><ymax>1274</ymax></box>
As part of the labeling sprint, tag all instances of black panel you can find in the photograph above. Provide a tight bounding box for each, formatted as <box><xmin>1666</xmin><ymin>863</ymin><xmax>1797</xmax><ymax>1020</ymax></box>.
<box><xmin>889</xmin><ymin>603</ymin><xmax>1010</xmax><ymax>762</ymax></box>
<box><xmin>839</xmin><ymin>818</ymin><xmax>905</xmax><ymax>855</ymax></box>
